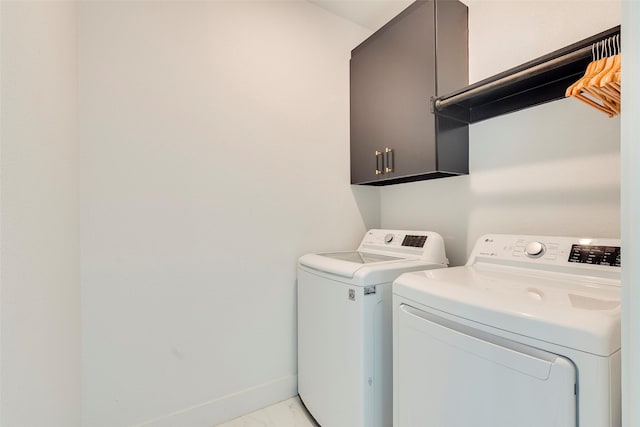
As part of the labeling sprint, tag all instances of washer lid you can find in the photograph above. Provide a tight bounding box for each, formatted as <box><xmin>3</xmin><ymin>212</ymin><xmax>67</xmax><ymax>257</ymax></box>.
<box><xmin>393</xmin><ymin>263</ymin><xmax>621</xmax><ymax>356</ymax></box>
<box><xmin>299</xmin><ymin>251</ymin><xmax>405</xmax><ymax>278</ymax></box>
<box><xmin>319</xmin><ymin>251</ymin><xmax>403</xmax><ymax>264</ymax></box>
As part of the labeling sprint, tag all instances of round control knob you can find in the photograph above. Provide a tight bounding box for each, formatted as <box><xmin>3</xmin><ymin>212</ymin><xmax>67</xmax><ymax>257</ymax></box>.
<box><xmin>384</xmin><ymin>233</ymin><xmax>394</xmax><ymax>244</ymax></box>
<box><xmin>524</xmin><ymin>241</ymin><xmax>546</xmax><ymax>258</ymax></box>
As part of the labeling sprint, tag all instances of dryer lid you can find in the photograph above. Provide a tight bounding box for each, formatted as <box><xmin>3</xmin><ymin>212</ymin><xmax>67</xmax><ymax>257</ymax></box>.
<box><xmin>393</xmin><ymin>263</ymin><xmax>621</xmax><ymax>356</ymax></box>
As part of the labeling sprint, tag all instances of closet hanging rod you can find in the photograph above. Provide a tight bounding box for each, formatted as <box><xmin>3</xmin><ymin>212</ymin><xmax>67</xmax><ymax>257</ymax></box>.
<box><xmin>434</xmin><ymin>45</ymin><xmax>594</xmax><ymax>110</ymax></box>
<box><xmin>432</xmin><ymin>25</ymin><xmax>620</xmax><ymax>122</ymax></box>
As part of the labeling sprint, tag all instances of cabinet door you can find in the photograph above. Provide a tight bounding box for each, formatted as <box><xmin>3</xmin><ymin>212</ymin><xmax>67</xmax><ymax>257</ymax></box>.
<box><xmin>350</xmin><ymin>1</ymin><xmax>437</xmax><ymax>184</ymax></box>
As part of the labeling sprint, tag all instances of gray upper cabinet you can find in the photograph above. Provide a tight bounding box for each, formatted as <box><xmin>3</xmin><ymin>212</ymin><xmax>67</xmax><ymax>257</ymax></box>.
<box><xmin>350</xmin><ymin>0</ymin><xmax>469</xmax><ymax>185</ymax></box>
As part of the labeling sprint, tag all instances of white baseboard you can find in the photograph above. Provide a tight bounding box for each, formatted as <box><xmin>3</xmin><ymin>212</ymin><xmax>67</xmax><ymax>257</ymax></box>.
<box><xmin>135</xmin><ymin>374</ymin><xmax>298</xmax><ymax>427</ymax></box>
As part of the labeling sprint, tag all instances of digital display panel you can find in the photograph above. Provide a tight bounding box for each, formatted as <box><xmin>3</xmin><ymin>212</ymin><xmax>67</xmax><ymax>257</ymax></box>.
<box><xmin>568</xmin><ymin>245</ymin><xmax>621</xmax><ymax>267</ymax></box>
<box><xmin>402</xmin><ymin>235</ymin><xmax>427</xmax><ymax>248</ymax></box>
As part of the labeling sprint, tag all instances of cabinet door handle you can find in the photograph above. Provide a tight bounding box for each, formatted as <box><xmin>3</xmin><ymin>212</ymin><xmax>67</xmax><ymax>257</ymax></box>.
<box><xmin>375</xmin><ymin>150</ymin><xmax>384</xmax><ymax>175</ymax></box>
<box><xmin>385</xmin><ymin>147</ymin><xmax>394</xmax><ymax>173</ymax></box>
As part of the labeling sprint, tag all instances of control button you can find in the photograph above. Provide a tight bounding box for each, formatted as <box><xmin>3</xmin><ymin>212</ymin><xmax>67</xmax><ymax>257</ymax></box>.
<box><xmin>384</xmin><ymin>233</ymin><xmax>394</xmax><ymax>244</ymax></box>
<box><xmin>524</xmin><ymin>241</ymin><xmax>546</xmax><ymax>258</ymax></box>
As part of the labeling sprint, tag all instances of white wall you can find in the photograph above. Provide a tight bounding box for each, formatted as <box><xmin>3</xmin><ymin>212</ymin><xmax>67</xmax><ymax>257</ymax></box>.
<box><xmin>381</xmin><ymin>1</ymin><xmax>621</xmax><ymax>266</ymax></box>
<box><xmin>621</xmin><ymin>1</ymin><xmax>640</xmax><ymax>426</ymax></box>
<box><xmin>78</xmin><ymin>2</ymin><xmax>376</xmax><ymax>426</ymax></box>
<box><xmin>0</xmin><ymin>1</ymin><xmax>80</xmax><ymax>426</ymax></box>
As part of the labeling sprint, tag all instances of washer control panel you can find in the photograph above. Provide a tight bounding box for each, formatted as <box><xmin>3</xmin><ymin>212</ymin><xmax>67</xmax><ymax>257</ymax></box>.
<box><xmin>362</xmin><ymin>230</ymin><xmax>429</xmax><ymax>249</ymax></box>
<box><xmin>471</xmin><ymin>234</ymin><xmax>621</xmax><ymax>269</ymax></box>
<box><xmin>357</xmin><ymin>229</ymin><xmax>448</xmax><ymax>264</ymax></box>
<box><xmin>401</xmin><ymin>234</ymin><xmax>428</xmax><ymax>248</ymax></box>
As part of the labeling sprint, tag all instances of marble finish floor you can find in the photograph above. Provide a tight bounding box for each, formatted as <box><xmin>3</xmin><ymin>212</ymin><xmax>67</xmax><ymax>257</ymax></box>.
<box><xmin>216</xmin><ymin>396</ymin><xmax>319</xmax><ymax>427</ymax></box>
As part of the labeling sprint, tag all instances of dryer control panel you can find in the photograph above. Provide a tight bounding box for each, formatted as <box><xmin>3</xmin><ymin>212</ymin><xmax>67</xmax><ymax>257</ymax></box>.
<box><xmin>568</xmin><ymin>244</ymin><xmax>621</xmax><ymax>266</ymax></box>
<box><xmin>469</xmin><ymin>234</ymin><xmax>621</xmax><ymax>273</ymax></box>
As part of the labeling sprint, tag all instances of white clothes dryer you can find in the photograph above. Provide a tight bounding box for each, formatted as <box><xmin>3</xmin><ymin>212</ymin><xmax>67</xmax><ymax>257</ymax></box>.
<box><xmin>393</xmin><ymin>234</ymin><xmax>621</xmax><ymax>427</ymax></box>
<box><xmin>298</xmin><ymin>229</ymin><xmax>448</xmax><ymax>427</ymax></box>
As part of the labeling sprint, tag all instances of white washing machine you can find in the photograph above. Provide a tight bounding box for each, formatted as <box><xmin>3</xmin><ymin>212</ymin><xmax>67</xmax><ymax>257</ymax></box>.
<box><xmin>393</xmin><ymin>234</ymin><xmax>621</xmax><ymax>427</ymax></box>
<box><xmin>298</xmin><ymin>229</ymin><xmax>448</xmax><ymax>427</ymax></box>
